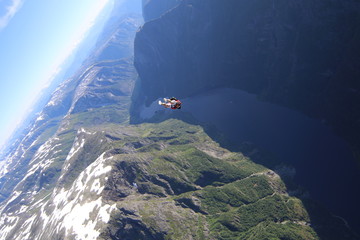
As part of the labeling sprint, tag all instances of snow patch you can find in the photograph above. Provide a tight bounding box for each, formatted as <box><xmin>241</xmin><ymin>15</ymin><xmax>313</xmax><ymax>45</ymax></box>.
<box><xmin>0</xmin><ymin>216</ymin><xmax>19</xmax><ymax>240</ymax></box>
<box><xmin>40</xmin><ymin>205</ymin><xmax>50</xmax><ymax>231</ymax></box>
<box><xmin>32</xmin><ymin>140</ymin><xmax>60</xmax><ymax>162</ymax></box>
<box><xmin>63</xmin><ymin>198</ymin><xmax>102</xmax><ymax>240</ymax></box>
<box><xmin>6</xmin><ymin>191</ymin><xmax>21</xmax><ymax>205</ymax></box>
<box><xmin>25</xmin><ymin>157</ymin><xmax>57</xmax><ymax>179</ymax></box>
<box><xmin>66</xmin><ymin>138</ymin><xmax>85</xmax><ymax>161</ymax></box>
<box><xmin>0</xmin><ymin>160</ymin><xmax>9</xmax><ymax>177</ymax></box>
<box><xmin>62</xmin><ymin>137</ymin><xmax>86</xmax><ymax>173</ymax></box>
<box><xmin>17</xmin><ymin>215</ymin><xmax>37</xmax><ymax>240</ymax></box>
<box><xmin>98</xmin><ymin>204</ymin><xmax>116</xmax><ymax>223</ymax></box>
<box><xmin>79</xmin><ymin>128</ymin><xmax>96</xmax><ymax>135</ymax></box>
<box><xmin>47</xmin><ymin>100</ymin><xmax>56</xmax><ymax>106</ymax></box>
<box><xmin>36</xmin><ymin>114</ymin><xmax>45</xmax><ymax>121</ymax></box>
<box><xmin>17</xmin><ymin>205</ymin><xmax>28</xmax><ymax>214</ymax></box>
<box><xmin>91</xmin><ymin>179</ymin><xmax>104</xmax><ymax>194</ymax></box>
<box><xmin>45</xmin><ymin>153</ymin><xmax>115</xmax><ymax>239</ymax></box>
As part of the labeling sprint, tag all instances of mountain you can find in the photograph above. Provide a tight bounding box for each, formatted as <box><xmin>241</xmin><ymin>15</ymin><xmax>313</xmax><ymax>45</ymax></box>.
<box><xmin>0</xmin><ymin>1</ymin><xmax>142</xmax><ymax>239</ymax></box>
<box><xmin>133</xmin><ymin>0</ymin><xmax>360</xmax><ymax>234</ymax></box>
<box><xmin>134</xmin><ymin>0</ymin><xmax>360</xmax><ymax>164</ymax></box>
<box><xmin>141</xmin><ymin>0</ymin><xmax>181</xmax><ymax>22</ymax></box>
<box><xmin>0</xmin><ymin>1</ymin><xmax>113</xmax><ymax>165</ymax></box>
<box><xmin>0</xmin><ymin>0</ymin><xmax>359</xmax><ymax>239</ymax></box>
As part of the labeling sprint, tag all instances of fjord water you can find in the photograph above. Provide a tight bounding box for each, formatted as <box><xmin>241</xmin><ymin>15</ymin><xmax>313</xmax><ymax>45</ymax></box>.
<box><xmin>183</xmin><ymin>88</ymin><xmax>360</xmax><ymax>230</ymax></box>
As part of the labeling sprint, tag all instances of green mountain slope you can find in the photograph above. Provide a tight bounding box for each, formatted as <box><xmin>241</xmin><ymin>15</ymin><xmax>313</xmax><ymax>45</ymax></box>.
<box><xmin>97</xmin><ymin>118</ymin><xmax>319</xmax><ymax>240</ymax></box>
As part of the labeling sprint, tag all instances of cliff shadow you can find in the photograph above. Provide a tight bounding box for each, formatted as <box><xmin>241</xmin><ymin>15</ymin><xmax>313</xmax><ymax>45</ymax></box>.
<box><xmin>129</xmin><ymin>88</ymin><xmax>360</xmax><ymax>238</ymax></box>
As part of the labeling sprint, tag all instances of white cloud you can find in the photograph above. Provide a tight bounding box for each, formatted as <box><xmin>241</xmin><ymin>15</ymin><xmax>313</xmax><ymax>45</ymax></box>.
<box><xmin>0</xmin><ymin>0</ymin><xmax>24</xmax><ymax>30</ymax></box>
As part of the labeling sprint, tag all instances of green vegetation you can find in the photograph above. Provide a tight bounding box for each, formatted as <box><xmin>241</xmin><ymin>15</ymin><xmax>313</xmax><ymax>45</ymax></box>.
<box><xmin>236</xmin><ymin>221</ymin><xmax>317</xmax><ymax>240</ymax></box>
<box><xmin>197</xmin><ymin>175</ymin><xmax>274</xmax><ymax>214</ymax></box>
<box><xmin>100</xmin><ymin>118</ymin><xmax>322</xmax><ymax>239</ymax></box>
<box><xmin>8</xmin><ymin>90</ymin><xmax>343</xmax><ymax>240</ymax></box>
<box><xmin>67</xmin><ymin>103</ymin><xmax>130</xmax><ymax>128</ymax></box>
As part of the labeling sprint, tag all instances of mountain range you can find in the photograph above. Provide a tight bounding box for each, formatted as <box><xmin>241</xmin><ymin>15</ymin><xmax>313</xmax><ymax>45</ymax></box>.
<box><xmin>0</xmin><ymin>0</ymin><xmax>359</xmax><ymax>239</ymax></box>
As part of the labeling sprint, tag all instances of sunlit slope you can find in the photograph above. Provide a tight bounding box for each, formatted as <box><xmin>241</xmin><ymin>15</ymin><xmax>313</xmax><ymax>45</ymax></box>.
<box><xmin>0</xmin><ymin>56</ymin><xmax>137</xmax><ymax>239</ymax></box>
<box><xmin>0</xmin><ymin>99</ymin><xmax>324</xmax><ymax>240</ymax></box>
<box><xmin>0</xmin><ymin>12</ymin><xmax>140</xmax><ymax>239</ymax></box>
<box><xmin>97</xmin><ymin>119</ymin><xmax>320</xmax><ymax>240</ymax></box>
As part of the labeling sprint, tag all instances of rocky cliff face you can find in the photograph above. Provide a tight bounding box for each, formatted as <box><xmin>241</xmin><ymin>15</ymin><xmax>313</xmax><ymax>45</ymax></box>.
<box><xmin>142</xmin><ymin>0</ymin><xmax>181</xmax><ymax>22</ymax></box>
<box><xmin>134</xmin><ymin>0</ymin><xmax>360</xmax><ymax>158</ymax></box>
<box><xmin>133</xmin><ymin>0</ymin><xmax>360</xmax><ymax>234</ymax></box>
<box><xmin>0</xmin><ymin>0</ymin><xmax>359</xmax><ymax>239</ymax></box>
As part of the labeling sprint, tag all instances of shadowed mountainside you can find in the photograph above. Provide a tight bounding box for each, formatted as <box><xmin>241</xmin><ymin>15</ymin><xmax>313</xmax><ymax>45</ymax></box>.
<box><xmin>133</xmin><ymin>0</ymin><xmax>360</xmax><ymax>233</ymax></box>
<box><xmin>134</xmin><ymin>0</ymin><xmax>360</xmax><ymax>161</ymax></box>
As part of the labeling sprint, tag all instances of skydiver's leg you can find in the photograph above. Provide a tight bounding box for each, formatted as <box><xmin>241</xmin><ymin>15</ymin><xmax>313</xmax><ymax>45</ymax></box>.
<box><xmin>159</xmin><ymin>101</ymin><xmax>171</xmax><ymax>108</ymax></box>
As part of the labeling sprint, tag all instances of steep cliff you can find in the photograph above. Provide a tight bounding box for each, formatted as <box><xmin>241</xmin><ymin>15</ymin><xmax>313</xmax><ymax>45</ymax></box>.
<box><xmin>142</xmin><ymin>0</ymin><xmax>181</xmax><ymax>22</ymax></box>
<box><xmin>133</xmin><ymin>0</ymin><xmax>360</xmax><ymax>233</ymax></box>
<box><xmin>134</xmin><ymin>0</ymin><xmax>360</xmax><ymax>158</ymax></box>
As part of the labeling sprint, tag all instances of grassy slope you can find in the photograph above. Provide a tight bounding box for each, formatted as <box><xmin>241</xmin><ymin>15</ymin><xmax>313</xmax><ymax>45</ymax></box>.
<box><xmin>94</xmin><ymin>116</ymin><xmax>320</xmax><ymax>239</ymax></box>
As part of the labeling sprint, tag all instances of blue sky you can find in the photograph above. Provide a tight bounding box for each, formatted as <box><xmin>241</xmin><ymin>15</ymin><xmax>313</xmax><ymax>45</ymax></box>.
<box><xmin>0</xmin><ymin>0</ymin><xmax>114</xmax><ymax>149</ymax></box>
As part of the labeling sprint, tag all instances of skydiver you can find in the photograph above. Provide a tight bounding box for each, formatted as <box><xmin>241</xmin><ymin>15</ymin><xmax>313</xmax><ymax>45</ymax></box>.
<box><xmin>158</xmin><ymin>97</ymin><xmax>182</xmax><ymax>109</ymax></box>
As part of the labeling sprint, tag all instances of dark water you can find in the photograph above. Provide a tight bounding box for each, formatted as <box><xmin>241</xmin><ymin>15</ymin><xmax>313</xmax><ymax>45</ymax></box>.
<box><xmin>139</xmin><ymin>88</ymin><xmax>360</xmax><ymax>229</ymax></box>
<box><xmin>180</xmin><ymin>88</ymin><xmax>360</xmax><ymax>229</ymax></box>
